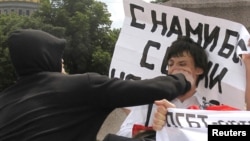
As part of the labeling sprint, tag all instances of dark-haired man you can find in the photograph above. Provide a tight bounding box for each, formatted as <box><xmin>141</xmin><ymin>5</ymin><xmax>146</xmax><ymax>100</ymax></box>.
<box><xmin>116</xmin><ymin>36</ymin><xmax>208</xmax><ymax>138</ymax></box>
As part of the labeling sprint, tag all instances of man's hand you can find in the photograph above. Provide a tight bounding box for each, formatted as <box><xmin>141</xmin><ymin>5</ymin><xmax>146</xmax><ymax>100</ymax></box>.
<box><xmin>152</xmin><ymin>99</ymin><xmax>175</xmax><ymax>131</ymax></box>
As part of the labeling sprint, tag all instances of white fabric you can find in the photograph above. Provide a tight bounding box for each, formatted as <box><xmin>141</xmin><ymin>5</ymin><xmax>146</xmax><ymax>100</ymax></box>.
<box><xmin>109</xmin><ymin>0</ymin><xmax>250</xmax><ymax>110</ymax></box>
<box><xmin>116</xmin><ymin>104</ymin><xmax>156</xmax><ymax>137</ymax></box>
<box><xmin>116</xmin><ymin>93</ymin><xmax>203</xmax><ymax>137</ymax></box>
<box><xmin>112</xmin><ymin>0</ymin><xmax>250</xmax><ymax>140</ymax></box>
<box><xmin>156</xmin><ymin>108</ymin><xmax>250</xmax><ymax>141</ymax></box>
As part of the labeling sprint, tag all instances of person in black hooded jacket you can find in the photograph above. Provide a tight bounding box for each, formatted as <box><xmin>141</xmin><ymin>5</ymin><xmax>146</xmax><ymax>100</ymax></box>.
<box><xmin>0</xmin><ymin>29</ymin><xmax>192</xmax><ymax>141</ymax></box>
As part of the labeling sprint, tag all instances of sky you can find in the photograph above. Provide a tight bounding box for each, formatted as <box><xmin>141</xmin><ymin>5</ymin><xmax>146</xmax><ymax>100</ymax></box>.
<box><xmin>98</xmin><ymin>0</ymin><xmax>151</xmax><ymax>29</ymax></box>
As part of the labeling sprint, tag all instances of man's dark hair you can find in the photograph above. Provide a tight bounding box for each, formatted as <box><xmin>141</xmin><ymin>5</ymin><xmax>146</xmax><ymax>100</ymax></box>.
<box><xmin>165</xmin><ymin>36</ymin><xmax>208</xmax><ymax>85</ymax></box>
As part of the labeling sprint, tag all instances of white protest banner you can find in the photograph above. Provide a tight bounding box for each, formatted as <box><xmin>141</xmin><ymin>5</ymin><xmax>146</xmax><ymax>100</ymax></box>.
<box><xmin>109</xmin><ymin>0</ymin><xmax>250</xmax><ymax>110</ymax></box>
<box><xmin>156</xmin><ymin>108</ymin><xmax>250</xmax><ymax>141</ymax></box>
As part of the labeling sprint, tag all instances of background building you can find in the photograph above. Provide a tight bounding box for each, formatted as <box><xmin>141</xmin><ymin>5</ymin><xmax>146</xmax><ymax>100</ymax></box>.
<box><xmin>0</xmin><ymin>0</ymin><xmax>40</xmax><ymax>16</ymax></box>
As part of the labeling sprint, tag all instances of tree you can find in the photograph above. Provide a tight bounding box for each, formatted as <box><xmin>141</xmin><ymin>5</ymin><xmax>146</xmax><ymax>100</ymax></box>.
<box><xmin>36</xmin><ymin>0</ymin><xmax>118</xmax><ymax>74</ymax></box>
<box><xmin>0</xmin><ymin>25</ymin><xmax>15</xmax><ymax>90</ymax></box>
<box><xmin>0</xmin><ymin>13</ymin><xmax>65</xmax><ymax>91</ymax></box>
<box><xmin>0</xmin><ymin>0</ymin><xmax>120</xmax><ymax>91</ymax></box>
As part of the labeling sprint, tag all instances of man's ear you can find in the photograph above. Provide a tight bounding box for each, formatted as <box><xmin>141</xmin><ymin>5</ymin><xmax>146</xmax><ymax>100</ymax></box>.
<box><xmin>196</xmin><ymin>67</ymin><xmax>204</xmax><ymax>75</ymax></box>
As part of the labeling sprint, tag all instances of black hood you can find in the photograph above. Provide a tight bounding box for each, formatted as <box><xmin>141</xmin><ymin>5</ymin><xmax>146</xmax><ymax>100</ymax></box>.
<box><xmin>7</xmin><ymin>29</ymin><xmax>66</xmax><ymax>77</ymax></box>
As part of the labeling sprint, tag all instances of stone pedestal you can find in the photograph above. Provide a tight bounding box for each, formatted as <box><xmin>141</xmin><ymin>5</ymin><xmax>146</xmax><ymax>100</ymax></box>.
<box><xmin>96</xmin><ymin>108</ymin><xmax>127</xmax><ymax>141</ymax></box>
<box><xmin>165</xmin><ymin>0</ymin><xmax>250</xmax><ymax>31</ymax></box>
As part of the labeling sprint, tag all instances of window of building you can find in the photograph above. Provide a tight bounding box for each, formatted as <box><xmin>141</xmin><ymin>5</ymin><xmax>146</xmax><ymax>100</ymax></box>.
<box><xmin>19</xmin><ymin>9</ymin><xmax>22</xmax><ymax>15</ymax></box>
<box><xmin>26</xmin><ymin>10</ymin><xmax>30</xmax><ymax>16</ymax></box>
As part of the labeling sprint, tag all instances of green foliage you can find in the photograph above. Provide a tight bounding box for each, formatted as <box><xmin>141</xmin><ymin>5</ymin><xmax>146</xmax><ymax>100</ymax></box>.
<box><xmin>35</xmin><ymin>0</ymin><xmax>118</xmax><ymax>74</ymax></box>
<box><xmin>0</xmin><ymin>33</ymin><xmax>15</xmax><ymax>90</ymax></box>
<box><xmin>91</xmin><ymin>47</ymin><xmax>111</xmax><ymax>75</ymax></box>
<box><xmin>0</xmin><ymin>14</ymin><xmax>24</xmax><ymax>90</ymax></box>
<box><xmin>0</xmin><ymin>13</ymin><xmax>66</xmax><ymax>91</ymax></box>
<box><xmin>0</xmin><ymin>0</ymin><xmax>120</xmax><ymax>91</ymax></box>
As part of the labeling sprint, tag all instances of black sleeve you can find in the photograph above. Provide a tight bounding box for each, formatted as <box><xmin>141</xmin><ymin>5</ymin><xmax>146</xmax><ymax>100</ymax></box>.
<box><xmin>87</xmin><ymin>73</ymin><xmax>190</xmax><ymax>108</ymax></box>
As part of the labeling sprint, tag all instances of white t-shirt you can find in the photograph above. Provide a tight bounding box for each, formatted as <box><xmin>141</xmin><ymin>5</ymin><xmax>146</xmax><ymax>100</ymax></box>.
<box><xmin>116</xmin><ymin>93</ymin><xmax>203</xmax><ymax>137</ymax></box>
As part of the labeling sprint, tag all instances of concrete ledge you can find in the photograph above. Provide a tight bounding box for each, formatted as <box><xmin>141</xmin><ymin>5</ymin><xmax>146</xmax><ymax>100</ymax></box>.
<box><xmin>166</xmin><ymin>0</ymin><xmax>250</xmax><ymax>8</ymax></box>
<box><xmin>164</xmin><ymin>0</ymin><xmax>250</xmax><ymax>31</ymax></box>
<box><xmin>96</xmin><ymin>108</ymin><xmax>127</xmax><ymax>141</ymax></box>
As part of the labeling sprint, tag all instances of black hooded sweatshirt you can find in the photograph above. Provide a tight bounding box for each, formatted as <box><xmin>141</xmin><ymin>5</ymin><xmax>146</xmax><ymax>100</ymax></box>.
<box><xmin>0</xmin><ymin>29</ymin><xmax>190</xmax><ymax>141</ymax></box>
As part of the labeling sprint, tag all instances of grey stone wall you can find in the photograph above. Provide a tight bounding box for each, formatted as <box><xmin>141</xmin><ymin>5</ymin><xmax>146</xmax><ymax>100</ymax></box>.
<box><xmin>0</xmin><ymin>1</ymin><xmax>39</xmax><ymax>16</ymax></box>
<box><xmin>96</xmin><ymin>108</ymin><xmax>127</xmax><ymax>140</ymax></box>
<box><xmin>164</xmin><ymin>0</ymin><xmax>250</xmax><ymax>31</ymax></box>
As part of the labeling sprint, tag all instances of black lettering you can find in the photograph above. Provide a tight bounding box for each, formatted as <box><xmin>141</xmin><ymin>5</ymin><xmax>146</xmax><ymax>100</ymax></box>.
<box><xmin>209</xmin><ymin>99</ymin><xmax>220</xmax><ymax>105</ymax></box>
<box><xmin>110</xmin><ymin>69</ymin><xmax>141</xmax><ymax>80</ymax></box>
<box><xmin>166</xmin><ymin>111</ymin><xmax>178</xmax><ymax>127</ymax></box>
<box><xmin>130</xmin><ymin>4</ymin><xmax>145</xmax><ymax>29</ymax></box>
<box><xmin>233</xmin><ymin>39</ymin><xmax>248</xmax><ymax>64</ymax></box>
<box><xmin>110</xmin><ymin>68</ymin><xmax>125</xmax><ymax>79</ymax></box>
<box><xmin>232</xmin><ymin>47</ymin><xmax>240</xmax><ymax>64</ymax></box>
<box><xmin>204</xmin><ymin>62</ymin><xmax>210</xmax><ymax>89</ymax></box>
<box><xmin>151</xmin><ymin>10</ymin><xmax>167</xmax><ymax>35</ymax></box>
<box><xmin>203</xmin><ymin>24</ymin><xmax>220</xmax><ymax>51</ymax></box>
<box><xmin>140</xmin><ymin>40</ymin><xmax>161</xmax><ymax>70</ymax></box>
<box><xmin>218</xmin><ymin>29</ymin><xmax>238</xmax><ymax>58</ymax></box>
<box><xmin>238</xmin><ymin>121</ymin><xmax>247</xmax><ymax>125</ymax></box>
<box><xmin>166</xmin><ymin>16</ymin><xmax>183</xmax><ymax>37</ymax></box>
<box><xmin>110</xmin><ymin>68</ymin><xmax>115</xmax><ymax>78</ymax></box>
<box><xmin>175</xmin><ymin>112</ymin><xmax>184</xmax><ymax>127</ymax></box>
<box><xmin>186</xmin><ymin>114</ymin><xmax>200</xmax><ymax>128</ymax></box>
<box><xmin>218</xmin><ymin>120</ymin><xmax>225</xmax><ymax>125</ymax></box>
<box><xmin>237</xmin><ymin>38</ymin><xmax>248</xmax><ymax>52</ymax></box>
<box><xmin>205</xmin><ymin>61</ymin><xmax>228</xmax><ymax>93</ymax></box>
<box><xmin>185</xmin><ymin>19</ymin><xmax>203</xmax><ymax>45</ymax></box>
<box><xmin>161</xmin><ymin>47</ymin><xmax>169</xmax><ymax>75</ymax></box>
<box><xmin>197</xmin><ymin>115</ymin><xmax>208</xmax><ymax>127</ymax></box>
<box><xmin>125</xmin><ymin>74</ymin><xmax>141</xmax><ymax>80</ymax></box>
<box><xmin>226</xmin><ymin>120</ymin><xmax>237</xmax><ymax>125</ymax></box>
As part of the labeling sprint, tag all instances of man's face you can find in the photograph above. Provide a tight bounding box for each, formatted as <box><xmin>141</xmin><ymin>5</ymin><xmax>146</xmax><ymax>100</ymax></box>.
<box><xmin>167</xmin><ymin>52</ymin><xmax>203</xmax><ymax>83</ymax></box>
<box><xmin>61</xmin><ymin>59</ymin><xmax>67</xmax><ymax>74</ymax></box>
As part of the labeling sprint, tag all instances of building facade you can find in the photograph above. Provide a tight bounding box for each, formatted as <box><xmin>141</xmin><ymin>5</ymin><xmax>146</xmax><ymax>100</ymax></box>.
<box><xmin>164</xmin><ymin>0</ymin><xmax>250</xmax><ymax>32</ymax></box>
<box><xmin>0</xmin><ymin>0</ymin><xmax>40</xmax><ymax>16</ymax></box>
